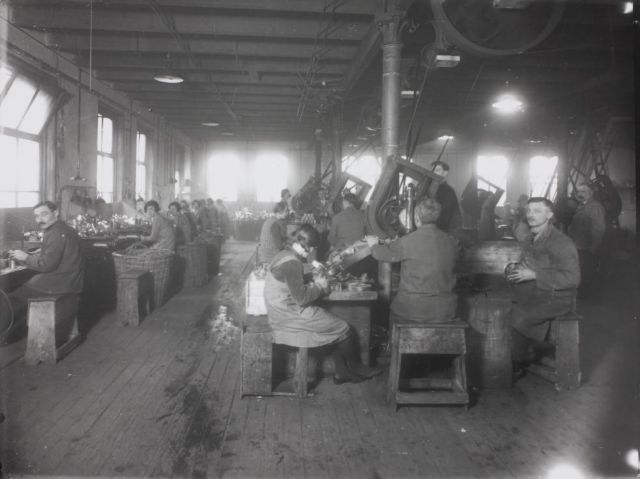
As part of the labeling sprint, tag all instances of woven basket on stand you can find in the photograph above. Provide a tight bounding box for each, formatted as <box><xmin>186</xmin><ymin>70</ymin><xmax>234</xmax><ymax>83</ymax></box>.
<box><xmin>112</xmin><ymin>248</ymin><xmax>174</xmax><ymax>308</ymax></box>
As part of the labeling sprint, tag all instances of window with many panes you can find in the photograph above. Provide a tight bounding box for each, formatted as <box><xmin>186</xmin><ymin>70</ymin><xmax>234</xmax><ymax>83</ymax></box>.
<box><xmin>97</xmin><ymin>113</ymin><xmax>115</xmax><ymax>202</ymax></box>
<box><xmin>0</xmin><ymin>65</ymin><xmax>54</xmax><ymax>208</ymax></box>
<box><xmin>135</xmin><ymin>131</ymin><xmax>147</xmax><ymax>200</ymax></box>
<box><xmin>477</xmin><ymin>154</ymin><xmax>508</xmax><ymax>206</ymax></box>
<box><xmin>529</xmin><ymin>155</ymin><xmax>558</xmax><ymax>199</ymax></box>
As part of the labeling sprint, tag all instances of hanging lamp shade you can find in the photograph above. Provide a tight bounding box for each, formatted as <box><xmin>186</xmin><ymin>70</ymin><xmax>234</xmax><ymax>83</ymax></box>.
<box><xmin>154</xmin><ymin>53</ymin><xmax>184</xmax><ymax>83</ymax></box>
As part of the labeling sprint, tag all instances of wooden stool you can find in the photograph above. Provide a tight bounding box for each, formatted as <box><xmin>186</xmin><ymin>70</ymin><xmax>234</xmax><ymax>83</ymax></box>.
<box><xmin>117</xmin><ymin>269</ymin><xmax>153</xmax><ymax>326</ymax></box>
<box><xmin>387</xmin><ymin>320</ymin><xmax>469</xmax><ymax>409</ymax></box>
<box><xmin>528</xmin><ymin>312</ymin><xmax>581</xmax><ymax>390</ymax></box>
<box><xmin>241</xmin><ymin>315</ymin><xmax>311</xmax><ymax>398</ymax></box>
<box><xmin>177</xmin><ymin>243</ymin><xmax>208</xmax><ymax>288</ymax></box>
<box><xmin>25</xmin><ymin>294</ymin><xmax>82</xmax><ymax>366</ymax></box>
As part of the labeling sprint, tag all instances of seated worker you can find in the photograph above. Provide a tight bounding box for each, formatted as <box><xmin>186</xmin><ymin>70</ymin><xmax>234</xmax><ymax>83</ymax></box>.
<box><xmin>1</xmin><ymin>201</ymin><xmax>84</xmax><ymax>343</ymax></box>
<box><xmin>257</xmin><ymin>201</ymin><xmax>289</xmax><ymax>263</ymax></box>
<box><xmin>168</xmin><ymin>201</ymin><xmax>193</xmax><ymax>245</ymax></box>
<box><xmin>264</xmin><ymin>224</ymin><xmax>382</xmax><ymax>384</ymax></box>
<box><xmin>328</xmin><ymin>193</ymin><xmax>366</xmax><ymax>251</ymax></box>
<box><xmin>141</xmin><ymin>200</ymin><xmax>175</xmax><ymax>251</ymax></box>
<box><xmin>506</xmin><ymin>197</ymin><xmax>580</xmax><ymax>378</ymax></box>
<box><xmin>366</xmin><ymin>198</ymin><xmax>458</xmax><ymax>323</ymax></box>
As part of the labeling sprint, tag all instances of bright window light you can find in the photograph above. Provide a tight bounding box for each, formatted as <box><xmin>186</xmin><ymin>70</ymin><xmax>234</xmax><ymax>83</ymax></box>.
<box><xmin>477</xmin><ymin>154</ymin><xmax>508</xmax><ymax>206</ymax></box>
<box><xmin>492</xmin><ymin>94</ymin><xmax>524</xmax><ymax>114</ymax></box>
<box><xmin>97</xmin><ymin>114</ymin><xmax>115</xmax><ymax>202</ymax></box>
<box><xmin>207</xmin><ymin>152</ymin><xmax>241</xmax><ymax>201</ymax></box>
<box><xmin>254</xmin><ymin>153</ymin><xmax>288</xmax><ymax>202</ymax></box>
<box><xmin>135</xmin><ymin>132</ymin><xmax>147</xmax><ymax>199</ymax></box>
<box><xmin>19</xmin><ymin>90</ymin><xmax>52</xmax><ymax>135</ymax></box>
<box><xmin>529</xmin><ymin>155</ymin><xmax>558</xmax><ymax>199</ymax></box>
<box><xmin>546</xmin><ymin>463</ymin><xmax>585</xmax><ymax>479</ymax></box>
<box><xmin>438</xmin><ymin>135</ymin><xmax>454</xmax><ymax>140</ymax></box>
<box><xmin>623</xmin><ymin>1</ymin><xmax>633</xmax><ymax>14</ymax></box>
<box><xmin>0</xmin><ymin>66</ymin><xmax>12</xmax><ymax>92</ymax></box>
<box><xmin>0</xmin><ymin>76</ymin><xmax>37</xmax><ymax>129</ymax></box>
<box><xmin>0</xmin><ymin>134</ymin><xmax>41</xmax><ymax>208</ymax></box>
<box><xmin>342</xmin><ymin>155</ymin><xmax>381</xmax><ymax>201</ymax></box>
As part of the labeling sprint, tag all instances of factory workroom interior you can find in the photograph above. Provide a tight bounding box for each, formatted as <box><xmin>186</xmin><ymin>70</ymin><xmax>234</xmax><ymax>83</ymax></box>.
<box><xmin>0</xmin><ymin>1</ymin><xmax>638</xmax><ymax>478</ymax></box>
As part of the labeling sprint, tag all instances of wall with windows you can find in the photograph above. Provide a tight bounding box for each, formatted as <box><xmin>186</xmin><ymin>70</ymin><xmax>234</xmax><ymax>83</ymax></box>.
<box><xmin>0</xmin><ymin>19</ymin><xmax>197</xmax><ymax>245</ymax></box>
<box><xmin>195</xmin><ymin>141</ymin><xmax>317</xmax><ymax>212</ymax></box>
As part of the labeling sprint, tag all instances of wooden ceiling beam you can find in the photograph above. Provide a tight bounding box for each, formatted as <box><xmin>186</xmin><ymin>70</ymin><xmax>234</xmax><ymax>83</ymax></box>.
<box><xmin>95</xmin><ymin>70</ymin><xmax>341</xmax><ymax>85</ymax></box>
<box><xmin>7</xmin><ymin>0</ymin><xmax>377</xmax><ymax>16</ymax></box>
<box><xmin>44</xmin><ymin>33</ymin><xmax>358</xmax><ymax>59</ymax></box>
<box><xmin>11</xmin><ymin>6</ymin><xmax>371</xmax><ymax>41</ymax></box>
<box><xmin>76</xmin><ymin>53</ymin><xmax>349</xmax><ymax>74</ymax></box>
<box><xmin>113</xmin><ymin>82</ymin><xmax>328</xmax><ymax>96</ymax></box>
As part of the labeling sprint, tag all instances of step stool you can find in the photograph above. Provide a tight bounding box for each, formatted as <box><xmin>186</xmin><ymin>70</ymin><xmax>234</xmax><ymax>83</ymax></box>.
<box><xmin>117</xmin><ymin>269</ymin><xmax>153</xmax><ymax>326</ymax></box>
<box><xmin>528</xmin><ymin>312</ymin><xmax>581</xmax><ymax>390</ymax></box>
<box><xmin>387</xmin><ymin>320</ymin><xmax>469</xmax><ymax>409</ymax></box>
<box><xmin>241</xmin><ymin>314</ymin><xmax>311</xmax><ymax>398</ymax></box>
<box><xmin>25</xmin><ymin>294</ymin><xmax>82</xmax><ymax>366</ymax></box>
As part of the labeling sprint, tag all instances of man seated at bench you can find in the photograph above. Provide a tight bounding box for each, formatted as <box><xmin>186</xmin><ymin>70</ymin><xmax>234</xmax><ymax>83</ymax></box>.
<box><xmin>366</xmin><ymin>198</ymin><xmax>459</xmax><ymax>324</ymax></box>
<box><xmin>2</xmin><ymin>201</ymin><xmax>84</xmax><ymax>343</ymax></box>
<box><xmin>506</xmin><ymin>197</ymin><xmax>580</xmax><ymax>380</ymax></box>
<box><xmin>264</xmin><ymin>224</ymin><xmax>382</xmax><ymax>384</ymax></box>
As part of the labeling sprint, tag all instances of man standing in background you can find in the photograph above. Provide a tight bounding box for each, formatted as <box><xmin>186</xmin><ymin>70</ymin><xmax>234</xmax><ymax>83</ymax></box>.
<box><xmin>567</xmin><ymin>182</ymin><xmax>606</xmax><ymax>298</ymax></box>
<box><xmin>431</xmin><ymin>161</ymin><xmax>461</xmax><ymax>235</ymax></box>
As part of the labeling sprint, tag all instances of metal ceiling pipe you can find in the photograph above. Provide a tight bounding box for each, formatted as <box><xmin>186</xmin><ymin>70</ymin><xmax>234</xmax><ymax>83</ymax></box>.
<box><xmin>379</xmin><ymin>13</ymin><xmax>403</xmax><ymax>162</ymax></box>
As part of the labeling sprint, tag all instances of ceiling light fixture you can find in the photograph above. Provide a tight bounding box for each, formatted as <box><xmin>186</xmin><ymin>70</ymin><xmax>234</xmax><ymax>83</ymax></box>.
<box><xmin>622</xmin><ymin>1</ymin><xmax>633</xmax><ymax>14</ymax></box>
<box><xmin>492</xmin><ymin>94</ymin><xmax>524</xmax><ymax>114</ymax></box>
<box><xmin>438</xmin><ymin>134</ymin><xmax>454</xmax><ymax>140</ymax></box>
<box><xmin>201</xmin><ymin>121</ymin><xmax>220</xmax><ymax>127</ymax></box>
<box><xmin>154</xmin><ymin>53</ymin><xmax>184</xmax><ymax>84</ymax></box>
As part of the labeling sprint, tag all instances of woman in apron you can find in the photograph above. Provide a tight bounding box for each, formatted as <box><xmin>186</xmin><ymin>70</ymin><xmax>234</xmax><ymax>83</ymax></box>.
<box><xmin>264</xmin><ymin>224</ymin><xmax>382</xmax><ymax>384</ymax></box>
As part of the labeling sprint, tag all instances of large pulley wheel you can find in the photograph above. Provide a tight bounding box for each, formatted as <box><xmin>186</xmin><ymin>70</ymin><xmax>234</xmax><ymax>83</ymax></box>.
<box><xmin>430</xmin><ymin>0</ymin><xmax>566</xmax><ymax>56</ymax></box>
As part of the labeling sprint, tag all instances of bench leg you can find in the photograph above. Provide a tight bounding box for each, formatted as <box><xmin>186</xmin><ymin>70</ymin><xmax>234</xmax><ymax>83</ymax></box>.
<box><xmin>294</xmin><ymin>347</ymin><xmax>309</xmax><ymax>398</ymax></box>
<box><xmin>25</xmin><ymin>301</ymin><xmax>57</xmax><ymax>366</ymax></box>
<box><xmin>555</xmin><ymin>320</ymin><xmax>581</xmax><ymax>390</ymax></box>
<box><xmin>386</xmin><ymin>326</ymin><xmax>400</xmax><ymax>407</ymax></box>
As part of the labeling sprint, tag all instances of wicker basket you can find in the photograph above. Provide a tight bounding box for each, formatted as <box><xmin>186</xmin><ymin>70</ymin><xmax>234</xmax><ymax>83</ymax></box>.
<box><xmin>112</xmin><ymin>248</ymin><xmax>174</xmax><ymax>307</ymax></box>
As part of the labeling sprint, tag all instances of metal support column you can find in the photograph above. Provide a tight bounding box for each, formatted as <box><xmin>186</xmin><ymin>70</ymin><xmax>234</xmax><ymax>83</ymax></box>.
<box><xmin>377</xmin><ymin>12</ymin><xmax>403</xmax><ymax>301</ymax></box>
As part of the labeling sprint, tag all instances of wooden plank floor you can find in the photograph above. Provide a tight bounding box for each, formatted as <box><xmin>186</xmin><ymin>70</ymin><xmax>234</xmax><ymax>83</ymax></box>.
<box><xmin>0</xmin><ymin>241</ymin><xmax>637</xmax><ymax>478</ymax></box>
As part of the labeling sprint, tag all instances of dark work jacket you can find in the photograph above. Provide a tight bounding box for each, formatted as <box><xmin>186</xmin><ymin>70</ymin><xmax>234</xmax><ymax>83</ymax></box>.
<box><xmin>371</xmin><ymin>224</ymin><xmax>458</xmax><ymax>322</ymax></box>
<box><xmin>435</xmin><ymin>181</ymin><xmax>461</xmax><ymax>234</ymax></box>
<box><xmin>24</xmin><ymin>220</ymin><xmax>84</xmax><ymax>295</ymax></box>
<box><xmin>328</xmin><ymin>206</ymin><xmax>366</xmax><ymax>250</ymax></box>
<box><xmin>512</xmin><ymin>223</ymin><xmax>581</xmax><ymax>341</ymax></box>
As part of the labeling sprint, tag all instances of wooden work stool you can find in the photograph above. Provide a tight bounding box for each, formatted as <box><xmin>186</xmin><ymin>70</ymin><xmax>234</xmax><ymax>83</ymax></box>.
<box><xmin>177</xmin><ymin>243</ymin><xmax>208</xmax><ymax>288</ymax></box>
<box><xmin>387</xmin><ymin>320</ymin><xmax>469</xmax><ymax>409</ymax></box>
<box><xmin>116</xmin><ymin>269</ymin><xmax>153</xmax><ymax>326</ymax></box>
<box><xmin>25</xmin><ymin>294</ymin><xmax>82</xmax><ymax>366</ymax></box>
<box><xmin>527</xmin><ymin>312</ymin><xmax>582</xmax><ymax>390</ymax></box>
<box><xmin>241</xmin><ymin>314</ymin><xmax>311</xmax><ymax>398</ymax></box>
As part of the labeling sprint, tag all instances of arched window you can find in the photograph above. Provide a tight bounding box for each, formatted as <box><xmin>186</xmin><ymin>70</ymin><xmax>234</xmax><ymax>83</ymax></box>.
<box><xmin>0</xmin><ymin>65</ymin><xmax>55</xmax><ymax>208</ymax></box>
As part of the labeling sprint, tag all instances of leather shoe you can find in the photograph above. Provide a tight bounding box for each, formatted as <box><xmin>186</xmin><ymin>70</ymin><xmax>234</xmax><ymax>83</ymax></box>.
<box><xmin>333</xmin><ymin>372</ymin><xmax>367</xmax><ymax>385</ymax></box>
<box><xmin>347</xmin><ymin>361</ymin><xmax>383</xmax><ymax>379</ymax></box>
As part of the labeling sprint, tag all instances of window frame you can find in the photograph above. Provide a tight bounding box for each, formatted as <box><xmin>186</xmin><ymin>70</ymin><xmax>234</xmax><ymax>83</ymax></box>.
<box><xmin>135</xmin><ymin>130</ymin><xmax>148</xmax><ymax>200</ymax></box>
